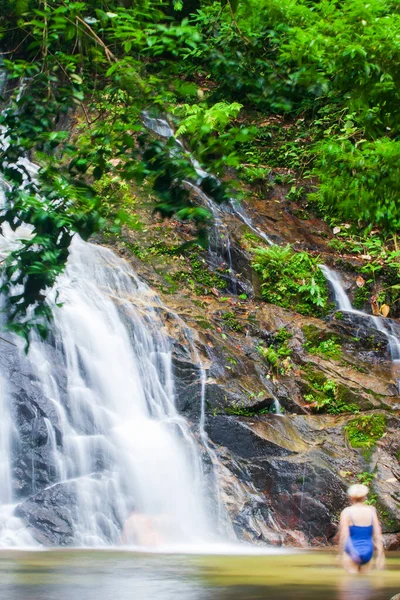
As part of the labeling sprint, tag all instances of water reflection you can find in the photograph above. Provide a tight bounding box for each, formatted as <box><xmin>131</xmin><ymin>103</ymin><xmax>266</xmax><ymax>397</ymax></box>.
<box><xmin>0</xmin><ymin>551</ymin><xmax>397</xmax><ymax>600</ymax></box>
<box><xmin>337</xmin><ymin>578</ymin><xmax>375</xmax><ymax>600</ymax></box>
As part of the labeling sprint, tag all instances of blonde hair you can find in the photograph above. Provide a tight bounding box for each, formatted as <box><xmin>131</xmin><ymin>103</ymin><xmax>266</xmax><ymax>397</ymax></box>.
<box><xmin>347</xmin><ymin>484</ymin><xmax>369</xmax><ymax>501</ymax></box>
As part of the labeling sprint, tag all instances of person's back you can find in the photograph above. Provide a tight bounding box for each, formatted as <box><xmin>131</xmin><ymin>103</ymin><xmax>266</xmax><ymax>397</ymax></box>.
<box><xmin>344</xmin><ymin>503</ymin><xmax>375</xmax><ymax>525</ymax></box>
<box><xmin>339</xmin><ymin>484</ymin><xmax>385</xmax><ymax>573</ymax></box>
<box><xmin>343</xmin><ymin>504</ymin><xmax>374</xmax><ymax>566</ymax></box>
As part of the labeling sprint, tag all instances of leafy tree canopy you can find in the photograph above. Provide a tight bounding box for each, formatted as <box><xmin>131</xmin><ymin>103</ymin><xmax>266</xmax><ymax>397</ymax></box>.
<box><xmin>0</xmin><ymin>0</ymin><xmax>399</xmax><ymax>339</ymax></box>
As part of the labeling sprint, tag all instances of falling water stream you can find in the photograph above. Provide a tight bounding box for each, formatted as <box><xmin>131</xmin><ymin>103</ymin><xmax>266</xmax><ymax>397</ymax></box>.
<box><xmin>0</xmin><ymin>128</ymin><xmax>233</xmax><ymax>547</ymax></box>
<box><xmin>142</xmin><ymin>113</ymin><xmax>273</xmax><ymax>293</ymax></box>
<box><xmin>320</xmin><ymin>265</ymin><xmax>400</xmax><ymax>392</ymax></box>
<box><xmin>26</xmin><ymin>238</ymin><xmax>218</xmax><ymax>547</ymax></box>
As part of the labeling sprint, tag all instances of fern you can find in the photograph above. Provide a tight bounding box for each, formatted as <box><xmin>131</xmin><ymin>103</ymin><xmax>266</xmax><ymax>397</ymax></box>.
<box><xmin>174</xmin><ymin>102</ymin><xmax>242</xmax><ymax>137</ymax></box>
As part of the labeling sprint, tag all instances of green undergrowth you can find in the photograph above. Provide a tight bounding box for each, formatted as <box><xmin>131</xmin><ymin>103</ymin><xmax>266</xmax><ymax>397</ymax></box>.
<box><xmin>257</xmin><ymin>327</ymin><xmax>293</xmax><ymax>375</ymax></box>
<box><xmin>120</xmin><ymin>234</ymin><xmax>228</xmax><ymax>295</ymax></box>
<box><xmin>327</xmin><ymin>232</ymin><xmax>400</xmax><ymax>317</ymax></box>
<box><xmin>302</xmin><ymin>366</ymin><xmax>359</xmax><ymax>414</ymax></box>
<box><xmin>221</xmin><ymin>311</ymin><xmax>244</xmax><ymax>332</ymax></box>
<box><xmin>302</xmin><ymin>325</ymin><xmax>342</xmax><ymax>360</ymax></box>
<box><xmin>173</xmin><ymin>252</ymin><xmax>227</xmax><ymax>295</ymax></box>
<box><xmin>252</xmin><ymin>245</ymin><xmax>329</xmax><ymax>316</ymax></box>
<box><xmin>224</xmin><ymin>404</ymin><xmax>271</xmax><ymax>417</ymax></box>
<box><xmin>353</xmin><ymin>284</ymin><xmax>372</xmax><ymax>310</ymax></box>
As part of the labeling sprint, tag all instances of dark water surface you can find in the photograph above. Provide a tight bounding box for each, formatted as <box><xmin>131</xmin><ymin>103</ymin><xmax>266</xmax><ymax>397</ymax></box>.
<box><xmin>0</xmin><ymin>550</ymin><xmax>398</xmax><ymax>600</ymax></box>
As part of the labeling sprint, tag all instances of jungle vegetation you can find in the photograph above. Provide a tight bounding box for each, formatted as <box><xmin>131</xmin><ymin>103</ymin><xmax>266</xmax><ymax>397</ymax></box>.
<box><xmin>0</xmin><ymin>0</ymin><xmax>399</xmax><ymax>337</ymax></box>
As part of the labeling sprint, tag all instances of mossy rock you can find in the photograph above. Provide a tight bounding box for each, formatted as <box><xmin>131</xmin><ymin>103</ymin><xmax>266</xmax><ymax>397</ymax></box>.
<box><xmin>345</xmin><ymin>414</ymin><xmax>386</xmax><ymax>449</ymax></box>
<box><xmin>335</xmin><ymin>384</ymin><xmax>375</xmax><ymax>411</ymax></box>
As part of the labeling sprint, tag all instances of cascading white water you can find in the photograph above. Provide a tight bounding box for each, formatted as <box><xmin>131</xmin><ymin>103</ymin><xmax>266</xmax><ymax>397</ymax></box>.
<box><xmin>0</xmin><ymin>124</ymin><xmax>226</xmax><ymax>547</ymax></box>
<box><xmin>23</xmin><ymin>236</ymin><xmax>219</xmax><ymax>546</ymax></box>
<box><xmin>320</xmin><ymin>264</ymin><xmax>400</xmax><ymax>392</ymax></box>
<box><xmin>317</xmin><ymin>265</ymin><xmax>353</xmax><ymax>312</ymax></box>
<box><xmin>0</xmin><ymin>100</ymin><xmax>283</xmax><ymax>550</ymax></box>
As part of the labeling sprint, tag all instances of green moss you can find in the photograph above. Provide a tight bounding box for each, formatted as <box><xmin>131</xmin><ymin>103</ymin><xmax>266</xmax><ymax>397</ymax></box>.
<box><xmin>275</xmin><ymin>327</ymin><xmax>292</xmax><ymax>343</ymax></box>
<box><xmin>302</xmin><ymin>365</ymin><xmax>328</xmax><ymax>388</ymax></box>
<box><xmin>195</xmin><ymin>318</ymin><xmax>212</xmax><ymax>330</ymax></box>
<box><xmin>171</xmin><ymin>250</ymin><xmax>227</xmax><ymax>294</ymax></box>
<box><xmin>302</xmin><ymin>326</ymin><xmax>342</xmax><ymax>359</ymax></box>
<box><xmin>293</xmin><ymin>208</ymin><xmax>310</xmax><ymax>220</ymax></box>
<box><xmin>345</xmin><ymin>414</ymin><xmax>386</xmax><ymax>449</ymax></box>
<box><xmin>302</xmin><ymin>367</ymin><xmax>359</xmax><ymax>414</ymax></box>
<box><xmin>307</xmin><ymin>338</ymin><xmax>342</xmax><ymax>360</ymax></box>
<box><xmin>224</xmin><ymin>402</ymin><xmax>273</xmax><ymax>417</ymax></box>
<box><xmin>242</xmin><ymin>232</ymin><xmax>261</xmax><ymax>244</ymax></box>
<box><xmin>302</xmin><ymin>325</ymin><xmax>324</xmax><ymax>346</ymax></box>
<box><xmin>258</xmin><ymin>328</ymin><xmax>293</xmax><ymax>374</ymax></box>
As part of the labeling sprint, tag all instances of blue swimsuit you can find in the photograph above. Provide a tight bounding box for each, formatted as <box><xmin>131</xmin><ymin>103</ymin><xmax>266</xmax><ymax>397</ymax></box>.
<box><xmin>345</xmin><ymin>509</ymin><xmax>374</xmax><ymax>565</ymax></box>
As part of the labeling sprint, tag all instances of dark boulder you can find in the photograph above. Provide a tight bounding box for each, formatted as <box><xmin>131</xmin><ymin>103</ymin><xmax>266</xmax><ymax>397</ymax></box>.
<box><xmin>249</xmin><ymin>452</ymin><xmax>347</xmax><ymax>544</ymax></box>
<box><xmin>206</xmin><ymin>415</ymin><xmax>293</xmax><ymax>459</ymax></box>
<box><xmin>15</xmin><ymin>482</ymin><xmax>76</xmax><ymax>546</ymax></box>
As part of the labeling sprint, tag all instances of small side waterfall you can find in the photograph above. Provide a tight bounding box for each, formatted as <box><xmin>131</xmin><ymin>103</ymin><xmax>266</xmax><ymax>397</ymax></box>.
<box><xmin>142</xmin><ymin>113</ymin><xmax>273</xmax><ymax>293</ymax></box>
<box><xmin>321</xmin><ymin>264</ymin><xmax>400</xmax><ymax>392</ymax></box>
<box><xmin>318</xmin><ymin>265</ymin><xmax>353</xmax><ymax>312</ymax></box>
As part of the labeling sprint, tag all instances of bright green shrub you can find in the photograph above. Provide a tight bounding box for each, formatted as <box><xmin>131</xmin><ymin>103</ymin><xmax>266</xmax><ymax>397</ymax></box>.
<box><xmin>252</xmin><ymin>245</ymin><xmax>329</xmax><ymax>316</ymax></box>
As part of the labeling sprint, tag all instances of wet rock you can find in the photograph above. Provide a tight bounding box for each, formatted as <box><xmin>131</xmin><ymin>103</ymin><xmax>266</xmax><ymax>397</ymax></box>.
<box><xmin>0</xmin><ymin>340</ymin><xmax>64</xmax><ymax>499</ymax></box>
<box><xmin>328</xmin><ymin>311</ymin><xmax>389</xmax><ymax>353</ymax></box>
<box><xmin>249</xmin><ymin>451</ymin><xmax>347</xmax><ymax>544</ymax></box>
<box><xmin>206</xmin><ymin>415</ymin><xmax>293</xmax><ymax>459</ymax></box>
<box><xmin>384</xmin><ymin>532</ymin><xmax>400</xmax><ymax>551</ymax></box>
<box><xmin>15</xmin><ymin>482</ymin><xmax>76</xmax><ymax>546</ymax></box>
<box><xmin>172</xmin><ymin>352</ymin><xmax>202</xmax><ymax>417</ymax></box>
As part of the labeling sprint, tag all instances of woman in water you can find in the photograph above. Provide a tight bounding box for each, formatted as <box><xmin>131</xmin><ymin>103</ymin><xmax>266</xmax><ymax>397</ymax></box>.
<box><xmin>339</xmin><ymin>484</ymin><xmax>385</xmax><ymax>573</ymax></box>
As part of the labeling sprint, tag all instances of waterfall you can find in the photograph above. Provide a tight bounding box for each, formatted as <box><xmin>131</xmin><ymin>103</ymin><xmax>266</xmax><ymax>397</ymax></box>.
<box><xmin>0</xmin><ymin>133</ymin><xmax>229</xmax><ymax>546</ymax></box>
<box><xmin>320</xmin><ymin>264</ymin><xmax>400</xmax><ymax>393</ymax></box>
<box><xmin>318</xmin><ymin>265</ymin><xmax>353</xmax><ymax>312</ymax></box>
<box><xmin>17</xmin><ymin>237</ymin><xmax>223</xmax><ymax>546</ymax></box>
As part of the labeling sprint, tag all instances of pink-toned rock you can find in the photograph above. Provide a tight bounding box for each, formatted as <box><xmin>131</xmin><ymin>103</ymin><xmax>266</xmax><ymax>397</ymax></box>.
<box><xmin>384</xmin><ymin>532</ymin><xmax>400</xmax><ymax>551</ymax></box>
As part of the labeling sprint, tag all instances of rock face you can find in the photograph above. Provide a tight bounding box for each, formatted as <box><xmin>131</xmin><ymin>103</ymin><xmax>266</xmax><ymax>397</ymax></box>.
<box><xmin>15</xmin><ymin>483</ymin><xmax>76</xmax><ymax>546</ymax></box>
<box><xmin>1</xmin><ymin>340</ymin><xmax>62</xmax><ymax>499</ymax></box>
<box><xmin>159</xmin><ymin>268</ymin><xmax>400</xmax><ymax>547</ymax></box>
<box><xmin>2</xmin><ymin>177</ymin><xmax>400</xmax><ymax>549</ymax></box>
<box><xmin>0</xmin><ymin>336</ymin><xmax>78</xmax><ymax>545</ymax></box>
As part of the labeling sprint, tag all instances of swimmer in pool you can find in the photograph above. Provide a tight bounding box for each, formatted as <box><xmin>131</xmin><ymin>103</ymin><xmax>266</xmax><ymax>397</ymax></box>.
<box><xmin>338</xmin><ymin>483</ymin><xmax>385</xmax><ymax>573</ymax></box>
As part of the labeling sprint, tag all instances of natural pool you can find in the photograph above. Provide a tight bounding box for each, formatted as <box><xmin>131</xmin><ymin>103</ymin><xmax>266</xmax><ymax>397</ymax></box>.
<box><xmin>0</xmin><ymin>550</ymin><xmax>398</xmax><ymax>600</ymax></box>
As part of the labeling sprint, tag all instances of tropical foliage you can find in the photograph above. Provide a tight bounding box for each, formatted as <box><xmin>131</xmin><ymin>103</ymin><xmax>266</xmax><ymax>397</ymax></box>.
<box><xmin>0</xmin><ymin>0</ymin><xmax>399</xmax><ymax>336</ymax></box>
